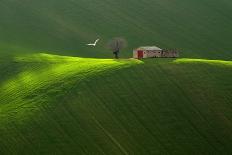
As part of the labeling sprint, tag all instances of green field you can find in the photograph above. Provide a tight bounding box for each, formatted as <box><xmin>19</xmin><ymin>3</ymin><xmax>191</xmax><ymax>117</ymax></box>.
<box><xmin>1</xmin><ymin>0</ymin><xmax>232</xmax><ymax>59</ymax></box>
<box><xmin>0</xmin><ymin>0</ymin><xmax>232</xmax><ymax>154</ymax></box>
<box><xmin>1</xmin><ymin>54</ymin><xmax>232</xmax><ymax>154</ymax></box>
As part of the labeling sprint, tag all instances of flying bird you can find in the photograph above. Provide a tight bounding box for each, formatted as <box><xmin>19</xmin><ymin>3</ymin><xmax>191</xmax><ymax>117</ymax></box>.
<box><xmin>86</xmin><ymin>39</ymin><xmax>100</xmax><ymax>46</ymax></box>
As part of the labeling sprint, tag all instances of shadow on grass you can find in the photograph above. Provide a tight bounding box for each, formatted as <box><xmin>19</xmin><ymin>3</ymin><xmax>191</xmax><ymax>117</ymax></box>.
<box><xmin>132</xmin><ymin>57</ymin><xmax>232</xmax><ymax>68</ymax></box>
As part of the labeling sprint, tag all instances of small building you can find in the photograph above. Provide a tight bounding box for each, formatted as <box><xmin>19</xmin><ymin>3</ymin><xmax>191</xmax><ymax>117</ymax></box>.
<box><xmin>162</xmin><ymin>49</ymin><xmax>179</xmax><ymax>58</ymax></box>
<box><xmin>133</xmin><ymin>46</ymin><xmax>163</xmax><ymax>59</ymax></box>
<box><xmin>133</xmin><ymin>46</ymin><xmax>179</xmax><ymax>59</ymax></box>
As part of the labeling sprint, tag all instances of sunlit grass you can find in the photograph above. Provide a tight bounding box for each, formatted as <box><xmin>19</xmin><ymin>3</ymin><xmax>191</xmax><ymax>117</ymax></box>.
<box><xmin>1</xmin><ymin>54</ymin><xmax>232</xmax><ymax>154</ymax></box>
<box><xmin>173</xmin><ymin>58</ymin><xmax>232</xmax><ymax>67</ymax></box>
<box><xmin>0</xmin><ymin>53</ymin><xmax>142</xmax><ymax>122</ymax></box>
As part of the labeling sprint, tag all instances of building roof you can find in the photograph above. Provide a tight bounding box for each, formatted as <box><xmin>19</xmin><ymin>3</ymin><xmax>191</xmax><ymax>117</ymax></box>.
<box><xmin>137</xmin><ymin>46</ymin><xmax>162</xmax><ymax>51</ymax></box>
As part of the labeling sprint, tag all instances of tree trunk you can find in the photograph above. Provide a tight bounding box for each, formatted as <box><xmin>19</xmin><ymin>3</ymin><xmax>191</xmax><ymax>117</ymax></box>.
<box><xmin>115</xmin><ymin>53</ymin><xmax>118</xmax><ymax>59</ymax></box>
<box><xmin>113</xmin><ymin>50</ymin><xmax>119</xmax><ymax>59</ymax></box>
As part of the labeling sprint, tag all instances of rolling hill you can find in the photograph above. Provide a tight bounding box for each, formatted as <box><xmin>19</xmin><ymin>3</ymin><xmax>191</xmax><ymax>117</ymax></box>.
<box><xmin>0</xmin><ymin>54</ymin><xmax>232</xmax><ymax>154</ymax></box>
<box><xmin>0</xmin><ymin>0</ymin><xmax>232</xmax><ymax>154</ymax></box>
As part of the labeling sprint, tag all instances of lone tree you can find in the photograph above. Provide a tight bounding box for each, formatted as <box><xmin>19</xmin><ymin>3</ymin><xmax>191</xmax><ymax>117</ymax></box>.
<box><xmin>107</xmin><ymin>37</ymin><xmax>127</xmax><ymax>59</ymax></box>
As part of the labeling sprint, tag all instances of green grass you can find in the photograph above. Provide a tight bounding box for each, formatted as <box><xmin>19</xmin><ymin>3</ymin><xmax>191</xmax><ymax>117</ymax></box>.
<box><xmin>0</xmin><ymin>0</ymin><xmax>232</xmax><ymax>59</ymax></box>
<box><xmin>0</xmin><ymin>53</ymin><xmax>141</xmax><ymax>122</ymax></box>
<box><xmin>0</xmin><ymin>53</ymin><xmax>232</xmax><ymax>154</ymax></box>
<box><xmin>1</xmin><ymin>0</ymin><xmax>232</xmax><ymax>154</ymax></box>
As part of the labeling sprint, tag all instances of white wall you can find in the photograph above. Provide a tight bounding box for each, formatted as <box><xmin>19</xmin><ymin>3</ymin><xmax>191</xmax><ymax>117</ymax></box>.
<box><xmin>133</xmin><ymin>50</ymin><xmax>138</xmax><ymax>58</ymax></box>
<box><xmin>146</xmin><ymin>50</ymin><xmax>162</xmax><ymax>58</ymax></box>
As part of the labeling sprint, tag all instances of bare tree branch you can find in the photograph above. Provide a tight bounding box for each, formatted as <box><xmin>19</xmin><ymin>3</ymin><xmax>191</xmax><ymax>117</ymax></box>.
<box><xmin>107</xmin><ymin>37</ymin><xmax>127</xmax><ymax>59</ymax></box>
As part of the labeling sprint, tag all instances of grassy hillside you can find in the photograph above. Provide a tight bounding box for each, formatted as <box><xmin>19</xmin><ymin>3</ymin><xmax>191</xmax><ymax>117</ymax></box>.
<box><xmin>0</xmin><ymin>0</ymin><xmax>232</xmax><ymax>59</ymax></box>
<box><xmin>1</xmin><ymin>0</ymin><xmax>232</xmax><ymax>154</ymax></box>
<box><xmin>0</xmin><ymin>53</ymin><xmax>232</xmax><ymax>154</ymax></box>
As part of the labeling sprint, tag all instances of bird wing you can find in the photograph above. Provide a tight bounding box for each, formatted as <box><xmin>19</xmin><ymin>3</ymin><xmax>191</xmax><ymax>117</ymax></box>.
<box><xmin>94</xmin><ymin>39</ymin><xmax>100</xmax><ymax>44</ymax></box>
<box><xmin>86</xmin><ymin>39</ymin><xmax>99</xmax><ymax>46</ymax></box>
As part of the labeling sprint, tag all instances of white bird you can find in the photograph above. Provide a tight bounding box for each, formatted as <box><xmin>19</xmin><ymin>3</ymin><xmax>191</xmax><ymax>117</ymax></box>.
<box><xmin>86</xmin><ymin>39</ymin><xmax>100</xmax><ymax>46</ymax></box>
